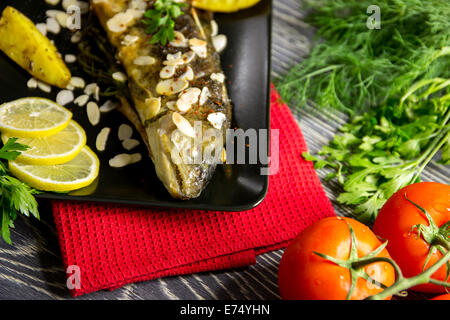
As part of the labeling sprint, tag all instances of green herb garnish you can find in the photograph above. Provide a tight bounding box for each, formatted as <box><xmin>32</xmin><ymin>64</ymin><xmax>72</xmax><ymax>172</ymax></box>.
<box><xmin>276</xmin><ymin>0</ymin><xmax>450</xmax><ymax>115</ymax></box>
<box><xmin>303</xmin><ymin>78</ymin><xmax>450</xmax><ymax>224</ymax></box>
<box><xmin>143</xmin><ymin>0</ymin><xmax>187</xmax><ymax>46</ymax></box>
<box><xmin>0</xmin><ymin>138</ymin><xmax>39</xmax><ymax>244</ymax></box>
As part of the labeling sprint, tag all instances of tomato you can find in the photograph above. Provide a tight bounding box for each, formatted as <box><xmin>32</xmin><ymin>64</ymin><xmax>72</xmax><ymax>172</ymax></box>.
<box><xmin>373</xmin><ymin>182</ymin><xmax>450</xmax><ymax>293</ymax></box>
<box><xmin>431</xmin><ymin>293</ymin><xmax>450</xmax><ymax>300</ymax></box>
<box><xmin>278</xmin><ymin>217</ymin><xmax>395</xmax><ymax>300</ymax></box>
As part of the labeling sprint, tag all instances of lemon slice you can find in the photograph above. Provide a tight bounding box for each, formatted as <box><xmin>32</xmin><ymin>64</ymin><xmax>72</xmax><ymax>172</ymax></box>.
<box><xmin>0</xmin><ymin>97</ymin><xmax>72</xmax><ymax>137</ymax></box>
<box><xmin>2</xmin><ymin>120</ymin><xmax>86</xmax><ymax>165</ymax></box>
<box><xmin>192</xmin><ymin>0</ymin><xmax>262</xmax><ymax>12</ymax></box>
<box><xmin>9</xmin><ymin>146</ymin><xmax>100</xmax><ymax>192</ymax></box>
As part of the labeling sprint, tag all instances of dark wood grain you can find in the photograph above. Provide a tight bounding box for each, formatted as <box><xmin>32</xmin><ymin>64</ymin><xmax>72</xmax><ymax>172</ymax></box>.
<box><xmin>0</xmin><ymin>0</ymin><xmax>448</xmax><ymax>300</ymax></box>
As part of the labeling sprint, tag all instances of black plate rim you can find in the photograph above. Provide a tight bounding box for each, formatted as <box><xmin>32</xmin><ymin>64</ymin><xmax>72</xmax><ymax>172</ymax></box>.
<box><xmin>2</xmin><ymin>0</ymin><xmax>273</xmax><ymax>213</ymax></box>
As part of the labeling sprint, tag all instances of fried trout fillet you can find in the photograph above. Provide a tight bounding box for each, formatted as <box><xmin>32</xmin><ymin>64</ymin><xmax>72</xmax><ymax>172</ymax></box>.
<box><xmin>90</xmin><ymin>0</ymin><xmax>231</xmax><ymax>199</ymax></box>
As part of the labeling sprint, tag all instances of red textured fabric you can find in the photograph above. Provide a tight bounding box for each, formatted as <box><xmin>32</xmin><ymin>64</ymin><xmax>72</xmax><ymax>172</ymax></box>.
<box><xmin>52</xmin><ymin>86</ymin><xmax>336</xmax><ymax>297</ymax></box>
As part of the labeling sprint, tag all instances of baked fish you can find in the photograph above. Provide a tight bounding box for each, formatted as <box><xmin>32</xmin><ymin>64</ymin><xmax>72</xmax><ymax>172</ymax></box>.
<box><xmin>90</xmin><ymin>0</ymin><xmax>232</xmax><ymax>199</ymax></box>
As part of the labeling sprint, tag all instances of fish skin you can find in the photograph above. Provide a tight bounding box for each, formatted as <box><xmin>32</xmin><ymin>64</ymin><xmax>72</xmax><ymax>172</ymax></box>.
<box><xmin>90</xmin><ymin>0</ymin><xmax>232</xmax><ymax>199</ymax></box>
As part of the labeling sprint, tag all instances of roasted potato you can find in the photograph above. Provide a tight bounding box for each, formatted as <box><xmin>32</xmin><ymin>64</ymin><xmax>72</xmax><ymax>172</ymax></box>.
<box><xmin>0</xmin><ymin>6</ymin><xmax>71</xmax><ymax>88</ymax></box>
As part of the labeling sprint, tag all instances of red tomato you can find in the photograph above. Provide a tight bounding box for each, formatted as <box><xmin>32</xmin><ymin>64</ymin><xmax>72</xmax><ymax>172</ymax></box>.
<box><xmin>278</xmin><ymin>217</ymin><xmax>395</xmax><ymax>300</ymax></box>
<box><xmin>431</xmin><ymin>293</ymin><xmax>450</xmax><ymax>300</ymax></box>
<box><xmin>373</xmin><ymin>182</ymin><xmax>450</xmax><ymax>293</ymax></box>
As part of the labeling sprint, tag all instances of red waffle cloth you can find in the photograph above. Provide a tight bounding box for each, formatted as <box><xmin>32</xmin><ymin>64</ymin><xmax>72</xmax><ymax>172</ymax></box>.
<box><xmin>51</xmin><ymin>86</ymin><xmax>336</xmax><ymax>297</ymax></box>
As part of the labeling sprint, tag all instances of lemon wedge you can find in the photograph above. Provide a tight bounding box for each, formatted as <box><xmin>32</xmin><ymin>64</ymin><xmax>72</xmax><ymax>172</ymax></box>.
<box><xmin>9</xmin><ymin>146</ymin><xmax>100</xmax><ymax>192</ymax></box>
<box><xmin>192</xmin><ymin>0</ymin><xmax>262</xmax><ymax>12</ymax></box>
<box><xmin>0</xmin><ymin>98</ymin><xmax>72</xmax><ymax>137</ymax></box>
<box><xmin>2</xmin><ymin>120</ymin><xmax>86</xmax><ymax>165</ymax></box>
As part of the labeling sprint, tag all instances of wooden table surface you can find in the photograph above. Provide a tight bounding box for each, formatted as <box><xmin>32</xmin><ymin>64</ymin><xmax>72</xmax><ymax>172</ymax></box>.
<box><xmin>0</xmin><ymin>0</ymin><xmax>448</xmax><ymax>300</ymax></box>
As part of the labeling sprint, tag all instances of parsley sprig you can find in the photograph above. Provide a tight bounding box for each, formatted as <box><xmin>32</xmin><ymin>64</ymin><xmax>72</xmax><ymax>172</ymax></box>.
<box><xmin>143</xmin><ymin>0</ymin><xmax>187</xmax><ymax>46</ymax></box>
<box><xmin>304</xmin><ymin>78</ymin><xmax>450</xmax><ymax>224</ymax></box>
<box><xmin>0</xmin><ymin>138</ymin><xmax>39</xmax><ymax>244</ymax></box>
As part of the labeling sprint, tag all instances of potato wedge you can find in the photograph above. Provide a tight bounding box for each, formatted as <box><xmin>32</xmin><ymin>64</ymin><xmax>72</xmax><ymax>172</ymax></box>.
<box><xmin>0</xmin><ymin>6</ymin><xmax>71</xmax><ymax>88</ymax></box>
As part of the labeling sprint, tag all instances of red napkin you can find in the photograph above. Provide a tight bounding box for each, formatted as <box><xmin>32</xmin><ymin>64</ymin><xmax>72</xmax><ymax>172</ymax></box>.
<box><xmin>52</xmin><ymin>86</ymin><xmax>336</xmax><ymax>297</ymax></box>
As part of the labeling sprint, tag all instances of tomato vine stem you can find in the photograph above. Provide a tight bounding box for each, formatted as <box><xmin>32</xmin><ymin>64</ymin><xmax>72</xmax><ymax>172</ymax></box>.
<box><xmin>365</xmin><ymin>249</ymin><xmax>450</xmax><ymax>300</ymax></box>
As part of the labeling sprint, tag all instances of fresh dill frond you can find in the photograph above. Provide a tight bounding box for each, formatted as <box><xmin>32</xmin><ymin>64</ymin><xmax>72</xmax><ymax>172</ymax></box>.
<box><xmin>276</xmin><ymin>0</ymin><xmax>450</xmax><ymax>114</ymax></box>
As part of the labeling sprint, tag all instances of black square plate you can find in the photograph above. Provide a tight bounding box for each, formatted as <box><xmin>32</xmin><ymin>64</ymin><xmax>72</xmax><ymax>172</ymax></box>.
<box><xmin>0</xmin><ymin>0</ymin><xmax>271</xmax><ymax>211</ymax></box>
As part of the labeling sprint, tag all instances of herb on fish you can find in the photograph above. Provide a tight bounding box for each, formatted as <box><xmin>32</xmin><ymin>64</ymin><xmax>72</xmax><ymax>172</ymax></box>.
<box><xmin>276</xmin><ymin>0</ymin><xmax>450</xmax><ymax>115</ymax></box>
<box><xmin>303</xmin><ymin>78</ymin><xmax>450</xmax><ymax>224</ymax></box>
<box><xmin>0</xmin><ymin>138</ymin><xmax>39</xmax><ymax>244</ymax></box>
<box><xmin>143</xmin><ymin>0</ymin><xmax>187</xmax><ymax>46</ymax></box>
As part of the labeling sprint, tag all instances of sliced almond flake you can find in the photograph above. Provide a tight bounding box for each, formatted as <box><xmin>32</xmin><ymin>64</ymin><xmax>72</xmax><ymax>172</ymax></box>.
<box><xmin>211</xmin><ymin>73</ymin><xmax>225</xmax><ymax>83</ymax></box>
<box><xmin>87</xmin><ymin>101</ymin><xmax>101</xmax><ymax>126</ymax></box>
<box><xmin>45</xmin><ymin>0</ymin><xmax>61</xmax><ymax>5</ymax></box>
<box><xmin>160</xmin><ymin>65</ymin><xmax>176</xmax><ymax>79</ymax></box>
<box><xmin>179</xmin><ymin>66</ymin><xmax>194</xmax><ymax>81</ymax></box>
<box><xmin>190</xmin><ymin>44</ymin><xmax>207</xmax><ymax>59</ymax></box>
<box><xmin>70</xmin><ymin>76</ymin><xmax>85</xmax><ymax>88</ymax></box>
<box><xmin>121</xmin><ymin>34</ymin><xmax>139</xmax><ymax>46</ymax></box>
<box><xmin>156</xmin><ymin>79</ymin><xmax>189</xmax><ymax>96</ymax></box>
<box><xmin>46</xmin><ymin>10</ymin><xmax>64</xmax><ymax>18</ymax></box>
<box><xmin>106</xmin><ymin>11</ymin><xmax>134</xmax><ymax>33</ymax></box>
<box><xmin>182</xmin><ymin>51</ymin><xmax>196</xmax><ymax>64</ymax></box>
<box><xmin>163</xmin><ymin>51</ymin><xmax>195</xmax><ymax>67</ymax></box>
<box><xmin>64</xmin><ymin>54</ymin><xmax>77</xmax><ymax>63</ymax></box>
<box><xmin>70</xmin><ymin>31</ymin><xmax>82</xmax><ymax>43</ymax></box>
<box><xmin>27</xmin><ymin>78</ymin><xmax>38</xmax><ymax>89</ymax></box>
<box><xmin>172</xmin><ymin>112</ymin><xmax>195</xmax><ymax>138</ymax></box>
<box><xmin>189</xmin><ymin>38</ymin><xmax>207</xmax><ymax>47</ymax></box>
<box><xmin>66</xmin><ymin>84</ymin><xmax>75</xmax><ymax>91</ymax></box>
<box><xmin>35</xmin><ymin>23</ymin><xmax>47</xmax><ymax>36</ymax></box>
<box><xmin>74</xmin><ymin>94</ymin><xmax>89</xmax><ymax>107</ymax></box>
<box><xmin>142</xmin><ymin>97</ymin><xmax>161</xmax><ymax>120</ymax></box>
<box><xmin>199</xmin><ymin>87</ymin><xmax>210</xmax><ymax>106</ymax></box>
<box><xmin>55</xmin><ymin>12</ymin><xmax>69</xmax><ymax>28</ymax></box>
<box><xmin>170</xmin><ymin>31</ymin><xmax>188</xmax><ymax>47</ymax></box>
<box><xmin>84</xmin><ymin>83</ymin><xmax>98</xmax><ymax>96</ymax></box>
<box><xmin>93</xmin><ymin>85</ymin><xmax>100</xmax><ymax>101</ymax></box>
<box><xmin>207</xmin><ymin>112</ymin><xmax>227</xmax><ymax>130</ymax></box>
<box><xmin>96</xmin><ymin>127</ymin><xmax>111</xmax><ymax>152</ymax></box>
<box><xmin>130</xmin><ymin>153</ymin><xmax>142</xmax><ymax>164</ymax></box>
<box><xmin>176</xmin><ymin>88</ymin><xmax>201</xmax><ymax>112</ymax></box>
<box><xmin>56</xmin><ymin>90</ymin><xmax>74</xmax><ymax>106</ymax></box>
<box><xmin>99</xmin><ymin>100</ymin><xmax>119</xmax><ymax>113</ymax></box>
<box><xmin>112</xmin><ymin>71</ymin><xmax>127</xmax><ymax>82</ymax></box>
<box><xmin>166</xmin><ymin>52</ymin><xmax>182</xmax><ymax>61</ymax></box>
<box><xmin>109</xmin><ymin>154</ymin><xmax>132</xmax><ymax>168</ymax></box>
<box><xmin>133</xmin><ymin>56</ymin><xmax>156</xmax><ymax>66</ymax></box>
<box><xmin>122</xmin><ymin>138</ymin><xmax>140</xmax><ymax>151</ymax></box>
<box><xmin>210</xmin><ymin>20</ymin><xmax>219</xmax><ymax>37</ymax></box>
<box><xmin>118</xmin><ymin>124</ymin><xmax>133</xmax><ymax>141</ymax></box>
<box><xmin>37</xmin><ymin>80</ymin><xmax>51</xmax><ymax>93</ymax></box>
<box><xmin>46</xmin><ymin>17</ymin><xmax>61</xmax><ymax>34</ymax></box>
<box><xmin>212</xmin><ymin>34</ymin><xmax>227</xmax><ymax>53</ymax></box>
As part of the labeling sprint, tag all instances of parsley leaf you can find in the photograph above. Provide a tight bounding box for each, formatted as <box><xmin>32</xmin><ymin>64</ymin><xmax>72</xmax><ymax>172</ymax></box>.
<box><xmin>143</xmin><ymin>0</ymin><xmax>187</xmax><ymax>46</ymax></box>
<box><xmin>0</xmin><ymin>138</ymin><xmax>39</xmax><ymax>244</ymax></box>
<box><xmin>303</xmin><ymin>78</ymin><xmax>450</xmax><ymax>224</ymax></box>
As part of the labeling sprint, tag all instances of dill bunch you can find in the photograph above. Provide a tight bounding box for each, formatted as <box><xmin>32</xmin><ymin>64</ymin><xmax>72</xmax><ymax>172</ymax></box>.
<box><xmin>276</xmin><ymin>0</ymin><xmax>450</xmax><ymax>115</ymax></box>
